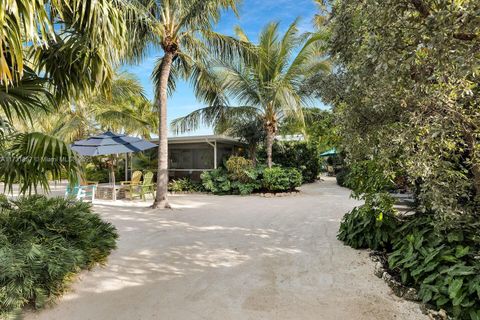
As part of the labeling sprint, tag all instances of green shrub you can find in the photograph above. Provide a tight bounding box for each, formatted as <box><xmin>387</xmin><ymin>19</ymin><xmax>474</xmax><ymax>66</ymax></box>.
<box><xmin>337</xmin><ymin>201</ymin><xmax>398</xmax><ymax>251</ymax></box>
<box><xmin>335</xmin><ymin>168</ymin><xmax>350</xmax><ymax>187</ymax></box>
<box><xmin>270</xmin><ymin>142</ymin><xmax>321</xmax><ymax>183</ymax></box>
<box><xmin>262</xmin><ymin>167</ymin><xmax>302</xmax><ymax>192</ymax></box>
<box><xmin>84</xmin><ymin>163</ymin><xmax>109</xmax><ymax>183</ymax></box>
<box><xmin>388</xmin><ymin>215</ymin><xmax>480</xmax><ymax>320</ymax></box>
<box><xmin>201</xmin><ymin>167</ymin><xmax>262</xmax><ymax>195</ymax></box>
<box><xmin>201</xmin><ymin>168</ymin><xmax>234</xmax><ymax>195</ymax></box>
<box><xmin>168</xmin><ymin>177</ymin><xmax>203</xmax><ymax>192</ymax></box>
<box><xmin>0</xmin><ymin>195</ymin><xmax>118</xmax><ymax>318</ymax></box>
<box><xmin>225</xmin><ymin>156</ymin><xmax>254</xmax><ymax>182</ymax></box>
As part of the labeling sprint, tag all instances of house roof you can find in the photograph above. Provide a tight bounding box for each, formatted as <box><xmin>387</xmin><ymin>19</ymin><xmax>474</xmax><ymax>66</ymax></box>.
<box><xmin>151</xmin><ymin>135</ymin><xmax>246</xmax><ymax>145</ymax></box>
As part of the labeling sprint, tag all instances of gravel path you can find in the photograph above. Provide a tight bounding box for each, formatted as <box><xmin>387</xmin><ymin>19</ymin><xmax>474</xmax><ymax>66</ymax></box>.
<box><xmin>25</xmin><ymin>177</ymin><xmax>426</xmax><ymax>320</ymax></box>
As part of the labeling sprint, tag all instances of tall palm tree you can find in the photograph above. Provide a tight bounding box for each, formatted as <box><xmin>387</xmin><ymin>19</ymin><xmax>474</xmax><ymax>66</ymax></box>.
<box><xmin>172</xmin><ymin>21</ymin><xmax>330</xmax><ymax>167</ymax></box>
<box><xmin>130</xmin><ymin>0</ymin><xmax>247</xmax><ymax>208</ymax></box>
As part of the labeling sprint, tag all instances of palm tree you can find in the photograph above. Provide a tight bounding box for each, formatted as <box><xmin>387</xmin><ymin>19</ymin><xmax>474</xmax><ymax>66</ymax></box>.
<box><xmin>130</xmin><ymin>0</ymin><xmax>247</xmax><ymax>208</ymax></box>
<box><xmin>172</xmin><ymin>21</ymin><xmax>330</xmax><ymax>167</ymax></box>
<box><xmin>21</xmin><ymin>72</ymin><xmax>157</xmax><ymax>142</ymax></box>
<box><xmin>0</xmin><ymin>0</ymin><xmax>135</xmax><ymax>192</ymax></box>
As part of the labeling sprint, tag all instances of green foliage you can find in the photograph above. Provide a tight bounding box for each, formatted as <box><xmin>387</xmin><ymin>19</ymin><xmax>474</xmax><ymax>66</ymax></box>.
<box><xmin>0</xmin><ymin>195</ymin><xmax>118</xmax><ymax>317</ymax></box>
<box><xmin>225</xmin><ymin>156</ymin><xmax>254</xmax><ymax>182</ymax></box>
<box><xmin>271</xmin><ymin>141</ymin><xmax>321</xmax><ymax>183</ymax></box>
<box><xmin>335</xmin><ymin>168</ymin><xmax>350</xmax><ymax>187</ymax></box>
<box><xmin>346</xmin><ymin>159</ymin><xmax>396</xmax><ymax>198</ymax></box>
<box><xmin>84</xmin><ymin>163</ymin><xmax>109</xmax><ymax>183</ymax></box>
<box><xmin>262</xmin><ymin>167</ymin><xmax>302</xmax><ymax>192</ymax></box>
<box><xmin>388</xmin><ymin>215</ymin><xmax>480</xmax><ymax>319</ymax></box>
<box><xmin>168</xmin><ymin>178</ymin><xmax>204</xmax><ymax>193</ymax></box>
<box><xmin>338</xmin><ymin>194</ymin><xmax>398</xmax><ymax>250</ymax></box>
<box><xmin>201</xmin><ymin>156</ymin><xmax>302</xmax><ymax>195</ymax></box>
<box><xmin>201</xmin><ymin>167</ymin><xmax>262</xmax><ymax>195</ymax></box>
<box><xmin>312</xmin><ymin>0</ymin><xmax>480</xmax><ymax>221</ymax></box>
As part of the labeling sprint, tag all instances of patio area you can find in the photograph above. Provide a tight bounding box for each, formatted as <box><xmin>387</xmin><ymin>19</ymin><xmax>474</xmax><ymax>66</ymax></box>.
<box><xmin>24</xmin><ymin>177</ymin><xmax>425</xmax><ymax>320</ymax></box>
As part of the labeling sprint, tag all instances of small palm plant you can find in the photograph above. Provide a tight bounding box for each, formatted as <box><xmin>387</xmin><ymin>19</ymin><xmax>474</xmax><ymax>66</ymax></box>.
<box><xmin>172</xmin><ymin>21</ymin><xmax>330</xmax><ymax>167</ymax></box>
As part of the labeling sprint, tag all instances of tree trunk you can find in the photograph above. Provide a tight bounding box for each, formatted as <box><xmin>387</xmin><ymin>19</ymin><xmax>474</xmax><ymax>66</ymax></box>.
<box><xmin>152</xmin><ymin>52</ymin><xmax>174</xmax><ymax>209</ymax></box>
<box><xmin>266</xmin><ymin>125</ymin><xmax>275</xmax><ymax>168</ymax></box>
<box><xmin>250</xmin><ymin>144</ymin><xmax>257</xmax><ymax>166</ymax></box>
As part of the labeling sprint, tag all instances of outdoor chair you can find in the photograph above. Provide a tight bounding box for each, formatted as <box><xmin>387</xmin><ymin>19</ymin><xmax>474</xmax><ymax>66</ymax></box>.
<box><xmin>124</xmin><ymin>171</ymin><xmax>156</xmax><ymax>201</ymax></box>
<box><xmin>121</xmin><ymin>170</ymin><xmax>142</xmax><ymax>187</ymax></box>
<box><xmin>65</xmin><ymin>180</ymin><xmax>98</xmax><ymax>202</ymax></box>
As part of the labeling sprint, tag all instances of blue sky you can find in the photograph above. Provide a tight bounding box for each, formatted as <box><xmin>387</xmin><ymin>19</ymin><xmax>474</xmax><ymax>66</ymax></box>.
<box><xmin>123</xmin><ymin>0</ymin><xmax>320</xmax><ymax>135</ymax></box>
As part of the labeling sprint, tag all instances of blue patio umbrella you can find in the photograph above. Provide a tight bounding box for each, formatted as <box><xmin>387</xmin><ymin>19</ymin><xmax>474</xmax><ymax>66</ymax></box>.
<box><xmin>71</xmin><ymin>131</ymin><xmax>157</xmax><ymax>200</ymax></box>
<box><xmin>71</xmin><ymin>131</ymin><xmax>157</xmax><ymax>156</ymax></box>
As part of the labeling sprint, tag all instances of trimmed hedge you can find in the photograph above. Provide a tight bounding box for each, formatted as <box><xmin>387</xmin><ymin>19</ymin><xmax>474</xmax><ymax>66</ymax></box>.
<box><xmin>0</xmin><ymin>195</ymin><xmax>118</xmax><ymax>318</ymax></box>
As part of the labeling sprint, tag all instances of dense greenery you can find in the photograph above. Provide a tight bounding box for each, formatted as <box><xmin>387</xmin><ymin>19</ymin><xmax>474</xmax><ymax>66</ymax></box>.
<box><xmin>338</xmin><ymin>193</ymin><xmax>398</xmax><ymax>250</ymax></box>
<box><xmin>319</xmin><ymin>1</ymin><xmax>480</xmax><ymax>318</ymax></box>
<box><xmin>201</xmin><ymin>156</ymin><xmax>302</xmax><ymax>195</ymax></box>
<box><xmin>269</xmin><ymin>141</ymin><xmax>321</xmax><ymax>183</ymax></box>
<box><xmin>389</xmin><ymin>214</ymin><xmax>480</xmax><ymax>319</ymax></box>
<box><xmin>0</xmin><ymin>195</ymin><xmax>118</xmax><ymax>318</ymax></box>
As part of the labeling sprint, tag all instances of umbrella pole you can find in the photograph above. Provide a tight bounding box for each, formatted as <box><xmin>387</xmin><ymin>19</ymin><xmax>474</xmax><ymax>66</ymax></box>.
<box><xmin>109</xmin><ymin>155</ymin><xmax>116</xmax><ymax>201</ymax></box>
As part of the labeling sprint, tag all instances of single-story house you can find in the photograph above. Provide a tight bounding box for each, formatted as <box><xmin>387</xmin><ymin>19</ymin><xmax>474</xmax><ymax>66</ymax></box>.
<box><xmin>151</xmin><ymin>135</ymin><xmax>246</xmax><ymax>181</ymax></box>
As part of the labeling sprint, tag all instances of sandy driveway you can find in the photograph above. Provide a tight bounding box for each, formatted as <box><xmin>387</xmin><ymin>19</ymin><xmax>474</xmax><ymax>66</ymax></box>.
<box><xmin>25</xmin><ymin>177</ymin><xmax>425</xmax><ymax>320</ymax></box>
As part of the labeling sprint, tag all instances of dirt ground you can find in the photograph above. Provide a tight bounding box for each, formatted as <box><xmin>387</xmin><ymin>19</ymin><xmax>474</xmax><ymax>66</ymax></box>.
<box><xmin>24</xmin><ymin>177</ymin><xmax>426</xmax><ymax>320</ymax></box>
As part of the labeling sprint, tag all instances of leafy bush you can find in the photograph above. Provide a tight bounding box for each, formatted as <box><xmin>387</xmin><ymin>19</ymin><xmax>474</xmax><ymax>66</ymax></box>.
<box><xmin>335</xmin><ymin>168</ymin><xmax>350</xmax><ymax>187</ymax></box>
<box><xmin>168</xmin><ymin>177</ymin><xmax>204</xmax><ymax>192</ymax></box>
<box><xmin>0</xmin><ymin>195</ymin><xmax>118</xmax><ymax>317</ymax></box>
<box><xmin>337</xmin><ymin>194</ymin><xmax>398</xmax><ymax>251</ymax></box>
<box><xmin>262</xmin><ymin>167</ymin><xmax>302</xmax><ymax>192</ymax></box>
<box><xmin>270</xmin><ymin>142</ymin><xmax>321</xmax><ymax>183</ymax></box>
<box><xmin>225</xmin><ymin>156</ymin><xmax>254</xmax><ymax>182</ymax></box>
<box><xmin>388</xmin><ymin>215</ymin><xmax>480</xmax><ymax>320</ymax></box>
<box><xmin>201</xmin><ymin>167</ymin><xmax>261</xmax><ymax>195</ymax></box>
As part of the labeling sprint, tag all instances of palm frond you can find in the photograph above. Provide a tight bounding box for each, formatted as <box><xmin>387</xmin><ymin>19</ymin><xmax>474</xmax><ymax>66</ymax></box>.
<box><xmin>0</xmin><ymin>132</ymin><xmax>80</xmax><ymax>194</ymax></box>
<box><xmin>171</xmin><ymin>105</ymin><xmax>258</xmax><ymax>134</ymax></box>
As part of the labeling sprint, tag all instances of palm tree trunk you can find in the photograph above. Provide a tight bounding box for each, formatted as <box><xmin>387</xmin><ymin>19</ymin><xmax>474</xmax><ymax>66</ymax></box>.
<box><xmin>152</xmin><ymin>52</ymin><xmax>174</xmax><ymax>209</ymax></box>
<box><xmin>266</xmin><ymin>126</ymin><xmax>275</xmax><ymax>168</ymax></box>
<box><xmin>250</xmin><ymin>144</ymin><xmax>257</xmax><ymax>166</ymax></box>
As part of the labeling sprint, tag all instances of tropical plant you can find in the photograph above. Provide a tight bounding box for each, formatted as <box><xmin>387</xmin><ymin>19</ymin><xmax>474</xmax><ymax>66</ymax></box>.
<box><xmin>15</xmin><ymin>72</ymin><xmax>156</xmax><ymax>142</ymax></box>
<box><xmin>338</xmin><ymin>194</ymin><xmax>399</xmax><ymax>251</ymax></box>
<box><xmin>268</xmin><ymin>141</ymin><xmax>322</xmax><ymax>183</ymax></box>
<box><xmin>0</xmin><ymin>195</ymin><xmax>118</xmax><ymax>318</ymax></box>
<box><xmin>168</xmin><ymin>177</ymin><xmax>203</xmax><ymax>193</ymax></box>
<box><xmin>127</xmin><ymin>0</ymin><xmax>246</xmax><ymax>209</ymax></box>
<box><xmin>219</xmin><ymin>116</ymin><xmax>266</xmax><ymax>165</ymax></box>
<box><xmin>0</xmin><ymin>0</ymin><xmax>137</xmax><ymax>192</ymax></box>
<box><xmin>225</xmin><ymin>156</ymin><xmax>254</xmax><ymax>182</ymax></box>
<box><xmin>388</xmin><ymin>214</ymin><xmax>480</xmax><ymax>320</ymax></box>
<box><xmin>262</xmin><ymin>167</ymin><xmax>302</xmax><ymax>192</ymax></box>
<box><xmin>171</xmin><ymin>21</ymin><xmax>330</xmax><ymax>169</ymax></box>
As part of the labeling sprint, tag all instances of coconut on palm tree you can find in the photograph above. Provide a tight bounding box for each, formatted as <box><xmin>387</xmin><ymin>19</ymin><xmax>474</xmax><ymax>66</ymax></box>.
<box><xmin>129</xmin><ymin>0</ymin><xmax>248</xmax><ymax>208</ymax></box>
<box><xmin>172</xmin><ymin>21</ymin><xmax>330</xmax><ymax>167</ymax></box>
